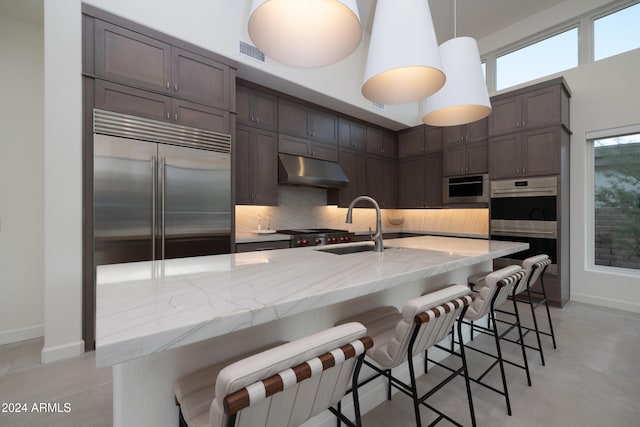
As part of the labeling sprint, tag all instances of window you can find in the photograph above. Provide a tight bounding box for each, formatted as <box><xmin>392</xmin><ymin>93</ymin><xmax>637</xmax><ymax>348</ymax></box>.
<box><xmin>593</xmin><ymin>132</ymin><xmax>640</xmax><ymax>270</ymax></box>
<box><xmin>594</xmin><ymin>2</ymin><xmax>640</xmax><ymax>61</ymax></box>
<box><xmin>496</xmin><ymin>27</ymin><xmax>578</xmax><ymax>90</ymax></box>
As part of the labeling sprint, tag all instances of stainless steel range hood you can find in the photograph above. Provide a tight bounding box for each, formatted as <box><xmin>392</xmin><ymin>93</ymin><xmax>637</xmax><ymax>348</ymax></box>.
<box><xmin>278</xmin><ymin>153</ymin><xmax>349</xmax><ymax>188</ymax></box>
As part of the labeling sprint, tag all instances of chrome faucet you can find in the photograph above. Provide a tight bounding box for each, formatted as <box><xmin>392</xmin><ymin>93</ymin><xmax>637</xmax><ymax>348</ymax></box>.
<box><xmin>346</xmin><ymin>195</ymin><xmax>384</xmax><ymax>252</ymax></box>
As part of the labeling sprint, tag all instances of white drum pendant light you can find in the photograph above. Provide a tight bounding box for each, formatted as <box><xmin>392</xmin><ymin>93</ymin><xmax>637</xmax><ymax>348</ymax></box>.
<box><xmin>422</xmin><ymin>37</ymin><xmax>491</xmax><ymax>126</ymax></box>
<box><xmin>362</xmin><ymin>0</ymin><xmax>444</xmax><ymax>105</ymax></box>
<box><xmin>248</xmin><ymin>0</ymin><xmax>361</xmax><ymax>67</ymax></box>
<box><xmin>422</xmin><ymin>0</ymin><xmax>491</xmax><ymax>126</ymax></box>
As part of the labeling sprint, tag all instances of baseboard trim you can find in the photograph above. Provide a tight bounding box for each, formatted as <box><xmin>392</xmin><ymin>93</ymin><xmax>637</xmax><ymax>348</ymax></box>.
<box><xmin>571</xmin><ymin>294</ymin><xmax>640</xmax><ymax>313</ymax></box>
<box><xmin>0</xmin><ymin>324</ymin><xmax>44</xmax><ymax>346</ymax></box>
<box><xmin>41</xmin><ymin>340</ymin><xmax>85</xmax><ymax>363</ymax></box>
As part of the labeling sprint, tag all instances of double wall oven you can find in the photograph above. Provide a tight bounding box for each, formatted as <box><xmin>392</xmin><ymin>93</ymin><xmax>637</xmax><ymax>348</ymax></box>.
<box><xmin>490</xmin><ymin>176</ymin><xmax>559</xmax><ymax>275</ymax></box>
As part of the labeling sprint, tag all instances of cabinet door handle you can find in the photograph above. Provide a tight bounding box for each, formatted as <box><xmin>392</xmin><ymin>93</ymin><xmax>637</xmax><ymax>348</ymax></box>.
<box><xmin>174</xmin><ymin>83</ymin><xmax>178</xmax><ymax>91</ymax></box>
<box><xmin>256</xmin><ymin>116</ymin><xmax>259</xmax><ymax>123</ymax></box>
<box><xmin>522</xmin><ymin>168</ymin><xmax>526</xmax><ymax>173</ymax></box>
<box><xmin>166</xmin><ymin>82</ymin><xmax>170</xmax><ymax>89</ymax></box>
<box><xmin>174</xmin><ymin>113</ymin><xmax>178</xmax><ymax>121</ymax></box>
<box><xmin>522</xmin><ymin>121</ymin><xmax>526</xmax><ymax>128</ymax></box>
<box><xmin>166</xmin><ymin>112</ymin><xmax>170</xmax><ymax>119</ymax></box>
<box><xmin>516</xmin><ymin>122</ymin><xmax>520</xmax><ymax>128</ymax></box>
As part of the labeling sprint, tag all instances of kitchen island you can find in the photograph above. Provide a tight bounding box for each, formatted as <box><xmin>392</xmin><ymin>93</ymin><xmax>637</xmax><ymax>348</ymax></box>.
<box><xmin>96</xmin><ymin>236</ymin><xmax>527</xmax><ymax>427</ymax></box>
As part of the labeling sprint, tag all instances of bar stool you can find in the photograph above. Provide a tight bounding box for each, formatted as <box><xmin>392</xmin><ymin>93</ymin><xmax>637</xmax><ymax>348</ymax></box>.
<box><xmin>495</xmin><ymin>254</ymin><xmax>557</xmax><ymax>365</ymax></box>
<box><xmin>339</xmin><ymin>284</ymin><xmax>476</xmax><ymax>427</ymax></box>
<box><xmin>442</xmin><ymin>265</ymin><xmax>528</xmax><ymax>416</ymax></box>
<box><xmin>174</xmin><ymin>323</ymin><xmax>373</xmax><ymax>427</ymax></box>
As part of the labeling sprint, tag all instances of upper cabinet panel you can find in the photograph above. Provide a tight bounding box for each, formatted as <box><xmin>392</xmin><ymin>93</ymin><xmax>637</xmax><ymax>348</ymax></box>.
<box><xmin>92</xmin><ymin>16</ymin><xmax>234</xmax><ymax>111</ymax></box>
<box><xmin>94</xmin><ymin>20</ymin><xmax>172</xmax><ymax>94</ymax></box>
<box><xmin>172</xmin><ymin>48</ymin><xmax>232</xmax><ymax>110</ymax></box>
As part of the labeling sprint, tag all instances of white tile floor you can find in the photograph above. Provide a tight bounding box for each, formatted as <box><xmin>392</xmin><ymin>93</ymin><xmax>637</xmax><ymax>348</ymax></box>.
<box><xmin>0</xmin><ymin>301</ymin><xmax>639</xmax><ymax>427</ymax></box>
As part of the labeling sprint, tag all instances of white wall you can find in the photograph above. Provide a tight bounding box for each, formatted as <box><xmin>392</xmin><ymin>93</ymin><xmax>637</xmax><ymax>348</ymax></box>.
<box><xmin>477</xmin><ymin>0</ymin><xmax>640</xmax><ymax>313</ymax></box>
<box><xmin>563</xmin><ymin>50</ymin><xmax>640</xmax><ymax>312</ymax></box>
<box><xmin>0</xmin><ymin>12</ymin><xmax>45</xmax><ymax>345</ymax></box>
<box><xmin>41</xmin><ymin>0</ymin><xmax>84</xmax><ymax>362</ymax></box>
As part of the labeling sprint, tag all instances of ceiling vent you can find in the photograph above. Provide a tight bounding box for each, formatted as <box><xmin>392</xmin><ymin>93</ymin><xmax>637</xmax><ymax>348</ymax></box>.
<box><xmin>239</xmin><ymin>40</ymin><xmax>266</xmax><ymax>63</ymax></box>
<box><xmin>372</xmin><ymin>102</ymin><xmax>386</xmax><ymax>111</ymax></box>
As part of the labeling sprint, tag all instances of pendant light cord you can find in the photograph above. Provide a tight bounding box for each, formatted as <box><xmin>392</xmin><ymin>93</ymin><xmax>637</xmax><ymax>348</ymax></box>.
<box><xmin>453</xmin><ymin>0</ymin><xmax>457</xmax><ymax>38</ymax></box>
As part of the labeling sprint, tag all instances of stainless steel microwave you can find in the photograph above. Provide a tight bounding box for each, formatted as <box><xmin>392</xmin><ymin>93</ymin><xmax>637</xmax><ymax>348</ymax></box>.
<box><xmin>443</xmin><ymin>174</ymin><xmax>489</xmax><ymax>204</ymax></box>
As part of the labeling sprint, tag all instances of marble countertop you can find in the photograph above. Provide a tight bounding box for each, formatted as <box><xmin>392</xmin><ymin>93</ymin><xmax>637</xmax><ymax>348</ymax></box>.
<box><xmin>95</xmin><ymin>236</ymin><xmax>527</xmax><ymax>366</ymax></box>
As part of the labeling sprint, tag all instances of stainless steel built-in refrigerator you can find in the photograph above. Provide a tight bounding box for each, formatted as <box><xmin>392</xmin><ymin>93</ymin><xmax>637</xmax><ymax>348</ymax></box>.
<box><xmin>93</xmin><ymin>109</ymin><xmax>232</xmax><ymax>266</ymax></box>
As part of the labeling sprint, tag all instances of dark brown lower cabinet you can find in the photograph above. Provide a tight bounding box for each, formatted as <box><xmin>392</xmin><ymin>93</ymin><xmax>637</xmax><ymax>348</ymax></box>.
<box><xmin>398</xmin><ymin>153</ymin><xmax>443</xmax><ymax>208</ymax></box>
<box><xmin>235</xmin><ymin>125</ymin><xmax>278</xmax><ymax>205</ymax></box>
<box><xmin>236</xmin><ymin>240</ymin><xmax>290</xmax><ymax>253</ymax></box>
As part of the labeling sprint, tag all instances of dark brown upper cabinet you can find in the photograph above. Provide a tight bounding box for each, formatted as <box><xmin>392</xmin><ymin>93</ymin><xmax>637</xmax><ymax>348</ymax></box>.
<box><xmin>366</xmin><ymin>127</ymin><xmax>396</xmax><ymax>159</ymax></box>
<box><xmin>278</xmin><ymin>99</ymin><xmax>338</xmax><ymax>145</ymax></box>
<box><xmin>93</xmin><ymin>18</ymin><xmax>233</xmax><ymax>111</ymax></box>
<box><xmin>398</xmin><ymin>127</ymin><xmax>425</xmax><ymax>158</ymax></box>
<box><xmin>338</xmin><ymin>118</ymin><xmax>366</xmax><ymax>151</ymax></box>
<box><xmin>278</xmin><ymin>134</ymin><xmax>338</xmax><ymax>162</ymax></box>
<box><xmin>445</xmin><ymin>118</ymin><xmax>488</xmax><ymax>144</ymax></box>
<box><xmin>489</xmin><ymin>126</ymin><xmax>569</xmax><ymax>179</ymax></box>
<box><xmin>94</xmin><ymin>79</ymin><xmax>231</xmax><ymax>134</ymax></box>
<box><xmin>443</xmin><ymin>139</ymin><xmax>488</xmax><ymax>177</ymax></box>
<box><xmin>235</xmin><ymin>125</ymin><xmax>278</xmax><ymax>205</ymax></box>
<box><xmin>236</xmin><ymin>85</ymin><xmax>277</xmax><ymax>131</ymax></box>
<box><xmin>489</xmin><ymin>79</ymin><xmax>570</xmax><ymax>137</ymax></box>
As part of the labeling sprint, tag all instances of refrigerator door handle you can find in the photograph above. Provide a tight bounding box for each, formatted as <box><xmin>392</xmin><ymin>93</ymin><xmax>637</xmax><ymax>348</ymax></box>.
<box><xmin>160</xmin><ymin>157</ymin><xmax>166</xmax><ymax>260</ymax></box>
<box><xmin>151</xmin><ymin>155</ymin><xmax>157</xmax><ymax>261</ymax></box>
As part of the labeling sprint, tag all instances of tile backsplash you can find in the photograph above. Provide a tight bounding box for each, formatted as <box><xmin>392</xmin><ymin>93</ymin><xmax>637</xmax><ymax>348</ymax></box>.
<box><xmin>236</xmin><ymin>186</ymin><xmax>488</xmax><ymax>236</ymax></box>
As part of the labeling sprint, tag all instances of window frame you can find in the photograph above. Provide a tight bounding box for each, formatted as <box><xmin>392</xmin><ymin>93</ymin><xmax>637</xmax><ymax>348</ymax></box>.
<box><xmin>481</xmin><ymin>0</ymin><xmax>640</xmax><ymax>93</ymax></box>
<box><xmin>494</xmin><ymin>24</ymin><xmax>580</xmax><ymax>91</ymax></box>
<box><xmin>586</xmin><ymin>124</ymin><xmax>640</xmax><ymax>276</ymax></box>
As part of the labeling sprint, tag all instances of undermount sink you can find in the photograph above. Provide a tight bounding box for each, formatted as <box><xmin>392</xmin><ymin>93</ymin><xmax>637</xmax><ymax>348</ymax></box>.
<box><xmin>317</xmin><ymin>244</ymin><xmax>389</xmax><ymax>255</ymax></box>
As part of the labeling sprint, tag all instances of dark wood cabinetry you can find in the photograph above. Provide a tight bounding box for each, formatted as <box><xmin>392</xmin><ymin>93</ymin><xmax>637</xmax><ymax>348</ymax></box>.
<box><xmin>278</xmin><ymin>134</ymin><xmax>338</xmax><ymax>162</ymax></box>
<box><xmin>397</xmin><ymin>125</ymin><xmax>443</xmax><ymax>208</ymax></box>
<box><xmin>278</xmin><ymin>99</ymin><xmax>338</xmax><ymax>145</ymax></box>
<box><xmin>443</xmin><ymin>139</ymin><xmax>488</xmax><ymax>176</ymax></box>
<box><xmin>93</xmin><ymin>18</ymin><xmax>233</xmax><ymax>111</ymax></box>
<box><xmin>445</xmin><ymin>118</ymin><xmax>488</xmax><ymax>144</ymax></box>
<box><xmin>235</xmin><ymin>125</ymin><xmax>278</xmax><ymax>205</ymax></box>
<box><xmin>489</xmin><ymin>80</ymin><xmax>570</xmax><ymax>137</ymax></box>
<box><xmin>236</xmin><ymin>84</ymin><xmax>277</xmax><ymax>131</ymax></box>
<box><xmin>398</xmin><ymin>127</ymin><xmax>426</xmax><ymax>158</ymax></box>
<box><xmin>94</xmin><ymin>79</ymin><xmax>231</xmax><ymax>133</ymax></box>
<box><xmin>338</xmin><ymin>118</ymin><xmax>366</xmax><ymax>151</ymax></box>
<box><xmin>488</xmin><ymin>78</ymin><xmax>571</xmax><ymax>180</ymax></box>
<box><xmin>335</xmin><ymin>148</ymin><xmax>367</xmax><ymax>207</ymax></box>
<box><xmin>366</xmin><ymin>127</ymin><xmax>396</xmax><ymax>158</ymax></box>
<box><xmin>398</xmin><ymin>153</ymin><xmax>443</xmax><ymax>208</ymax></box>
<box><xmin>489</xmin><ymin>127</ymin><xmax>569</xmax><ymax>179</ymax></box>
<box><xmin>367</xmin><ymin>155</ymin><xmax>396</xmax><ymax>208</ymax></box>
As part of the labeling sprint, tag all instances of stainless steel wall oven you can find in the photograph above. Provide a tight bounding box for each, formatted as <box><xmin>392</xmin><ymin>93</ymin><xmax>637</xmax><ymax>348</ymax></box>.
<box><xmin>490</xmin><ymin>176</ymin><xmax>559</xmax><ymax>275</ymax></box>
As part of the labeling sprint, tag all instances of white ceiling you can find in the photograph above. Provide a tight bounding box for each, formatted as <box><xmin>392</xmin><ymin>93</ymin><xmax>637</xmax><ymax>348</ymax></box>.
<box><xmin>358</xmin><ymin>0</ymin><xmax>565</xmax><ymax>44</ymax></box>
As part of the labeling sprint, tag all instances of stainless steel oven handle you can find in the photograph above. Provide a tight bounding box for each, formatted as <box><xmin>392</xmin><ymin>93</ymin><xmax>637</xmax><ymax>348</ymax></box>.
<box><xmin>491</xmin><ymin>188</ymin><xmax>555</xmax><ymax>195</ymax></box>
<box><xmin>493</xmin><ymin>229</ymin><xmax>556</xmax><ymax>236</ymax></box>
